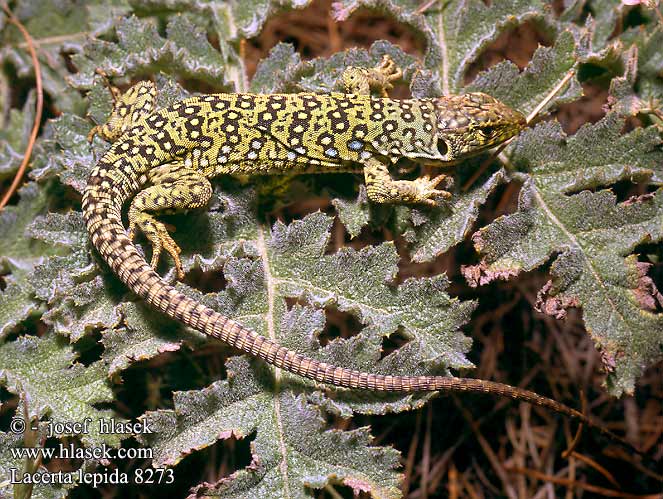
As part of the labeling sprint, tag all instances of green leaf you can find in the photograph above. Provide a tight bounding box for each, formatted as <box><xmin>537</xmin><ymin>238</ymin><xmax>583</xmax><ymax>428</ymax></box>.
<box><xmin>0</xmin><ymin>182</ymin><xmax>67</xmax><ymax>338</ymax></box>
<box><xmin>586</xmin><ymin>0</ymin><xmax>627</xmax><ymax>48</ymax></box>
<box><xmin>0</xmin><ymin>334</ymin><xmax>123</xmax><ymax>446</ymax></box>
<box><xmin>129</xmin><ymin>212</ymin><xmax>473</xmax><ymax>497</ymax></box>
<box><xmin>621</xmin><ymin>26</ymin><xmax>663</xmax><ymax>103</ymax></box>
<box><xmin>0</xmin><ymin>92</ymin><xmax>35</xmax><ymax>181</ymax></box>
<box><xmin>69</xmin><ymin>14</ymin><xmax>236</xmax><ymax>91</ymax></box>
<box><xmin>267</xmin><ymin>213</ymin><xmax>475</xmax><ymax>380</ymax></box>
<box><xmin>229</xmin><ymin>0</ymin><xmax>314</xmax><ymax>38</ymax></box>
<box><xmin>409</xmin><ymin>168</ymin><xmax>508</xmax><ymax>262</ymax></box>
<box><xmin>46</xmin><ymin>114</ymin><xmax>97</xmax><ymax>193</ymax></box>
<box><xmin>463</xmin><ymin>112</ymin><xmax>663</xmax><ymax>395</ymax></box>
<box><xmin>331</xmin><ymin>185</ymin><xmax>371</xmax><ymax>238</ymax></box>
<box><xmin>141</xmin><ymin>357</ymin><xmax>402</xmax><ymax>499</ymax></box>
<box><xmin>102</xmin><ymin>300</ymin><xmax>205</xmax><ymax>376</ymax></box>
<box><xmin>0</xmin><ymin>0</ymin><xmax>110</xmax><ymax>113</ymax></box>
<box><xmin>468</xmin><ymin>30</ymin><xmax>582</xmax><ymax>115</ymax></box>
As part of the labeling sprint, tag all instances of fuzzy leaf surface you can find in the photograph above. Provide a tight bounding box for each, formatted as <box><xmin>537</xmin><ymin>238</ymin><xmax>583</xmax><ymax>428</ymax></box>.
<box><xmin>0</xmin><ymin>334</ymin><xmax>122</xmax><ymax>446</ymax></box>
<box><xmin>464</xmin><ymin>113</ymin><xmax>663</xmax><ymax>395</ymax></box>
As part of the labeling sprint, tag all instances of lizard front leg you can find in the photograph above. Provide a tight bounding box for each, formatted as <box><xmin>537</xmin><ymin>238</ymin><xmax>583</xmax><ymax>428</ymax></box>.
<box><xmin>128</xmin><ymin>164</ymin><xmax>212</xmax><ymax>279</ymax></box>
<box><xmin>342</xmin><ymin>54</ymin><xmax>402</xmax><ymax>96</ymax></box>
<box><xmin>363</xmin><ymin>158</ymin><xmax>451</xmax><ymax>206</ymax></box>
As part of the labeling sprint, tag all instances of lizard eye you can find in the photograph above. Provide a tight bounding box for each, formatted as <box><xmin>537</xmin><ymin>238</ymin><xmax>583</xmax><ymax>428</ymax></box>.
<box><xmin>436</xmin><ymin>139</ymin><xmax>448</xmax><ymax>156</ymax></box>
<box><xmin>482</xmin><ymin>126</ymin><xmax>497</xmax><ymax>136</ymax></box>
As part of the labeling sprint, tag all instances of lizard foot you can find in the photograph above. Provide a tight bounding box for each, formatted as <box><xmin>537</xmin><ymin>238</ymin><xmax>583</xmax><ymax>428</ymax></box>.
<box><xmin>129</xmin><ymin>214</ymin><xmax>185</xmax><ymax>280</ymax></box>
<box><xmin>375</xmin><ymin>54</ymin><xmax>403</xmax><ymax>96</ymax></box>
<box><xmin>413</xmin><ymin>174</ymin><xmax>452</xmax><ymax>206</ymax></box>
<box><xmin>341</xmin><ymin>54</ymin><xmax>403</xmax><ymax>96</ymax></box>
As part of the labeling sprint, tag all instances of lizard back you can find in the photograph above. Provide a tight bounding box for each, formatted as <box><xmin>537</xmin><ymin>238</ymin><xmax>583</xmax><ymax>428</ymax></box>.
<box><xmin>101</xmin><ymin>92</ymin><xmax>444</xmax><ymax>180</ymax></box>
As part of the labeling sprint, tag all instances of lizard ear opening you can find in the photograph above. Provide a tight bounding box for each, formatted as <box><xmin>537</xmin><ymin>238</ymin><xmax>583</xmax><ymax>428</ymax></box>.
<box><xmin>436</xmin><ymin>139</ymin><xmax>449</xmax><ymax>157</ymax></box>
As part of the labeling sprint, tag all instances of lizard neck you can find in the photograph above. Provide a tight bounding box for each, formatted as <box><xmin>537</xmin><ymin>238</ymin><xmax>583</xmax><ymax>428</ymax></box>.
<box><xmin>366</xmin><ymin>98</ymin><xmax>439</xmax><ymax>162</ymax></box>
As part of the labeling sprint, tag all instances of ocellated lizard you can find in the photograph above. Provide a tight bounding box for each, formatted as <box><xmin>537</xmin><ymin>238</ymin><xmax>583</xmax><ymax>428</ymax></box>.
<box><xmin>82</xmin><ymin>56</ymin><xmax>630</xmax><ymax>448</ymax></box>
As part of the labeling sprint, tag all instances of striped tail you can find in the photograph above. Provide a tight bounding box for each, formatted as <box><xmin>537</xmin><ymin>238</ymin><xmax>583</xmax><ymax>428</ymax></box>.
<box><xmin>82</xmin><ymin>148</ymin><xmax>634</xmax><ymax>453</ymax></box>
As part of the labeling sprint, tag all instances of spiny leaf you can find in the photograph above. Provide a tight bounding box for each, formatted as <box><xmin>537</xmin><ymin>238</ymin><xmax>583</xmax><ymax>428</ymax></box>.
<box><xmin>409</xmin><ymin>168</ymin><xmax>508</xmax><ymax>263</ymax></box>
<box><xmin>229</xmin><ymin>0</ymin><xmax>314</xmax><ymax>38</ymax></box>
<box><xmin>0</xmin><ymin>92</ymin><xmax>35</xmax><ymax>181</ymax></box>
<box><xmin>463</xmin><ymin>111</ymin><xmax>663</xmax><ymax>395</ymax></box>
<box><xmin>251</xmin><ymin>40</ymin><xmax>422</xmax><ymax>95</ymax></box>
<box><xmin>129</xmin><ymin>210</ymin><xmax>473</xmax><ymax>496</ymax></box>
<box><xmin>69</xmin><ymin>14</ymin><xmax>234</xmax><ymax>90</ymax></box>
<box><xmin>132</xmin><ymin>0</ymin><xmax>312</xmax><ymax>39</ymax></box>
<box><xmin>621</xmin><ymin>25</ymin><xmax>663</xmax><ymax>103</ymax></box>
<box><xmin>0</xmin><ymin>334</ymin><xmax>123</xmax><ymax>446</ymax></box>
<box><xmin>0</xmin><ymin>183</ymin><xmax>54</xmax><ymax>276</ymax></box>
<box><xmin>468</xmin><ymin>30</ymin><xmax>582</xmax><ymax>115</ymax></box>
<box><xmin>586</xmin><ymin>0</ymin><xmax>627</xmax><ymax>48</ymax></box>
<box><xmin>46</xmin><ymin>114</ymin><xmax>96</xmax><ymax>193</ymax></box>
<box><xmin>141</xmin><ymin>357</ymin><xmax>402</xmax><ymax>499</ymax></box>
<box><xmin>0</xmin><ymin>0</ymin><xmax>103</xmax><ymax>113</ymax></box>
<box><xmin>0</xmin><ymin>182</ymin><xmax>67</xmax><ymax>339</ymax></box>
<box><xmin>102</xmin><ymin>300</ymin><xmax>205</xmax><ymax>376</ymax></box>
<box><xmin>268</xmin><ymin>213</ymin><xmax>475</xmax><ymax>377</ymax></box>
<box><xmin>331</xmin><ymin>185</ymin><xmax>371</xmax><ymax>238</ymax></box>
<box><xmin>24</xmin><ymin>211</ymin><xmax>120</xmax><ymax>341</ymax></box>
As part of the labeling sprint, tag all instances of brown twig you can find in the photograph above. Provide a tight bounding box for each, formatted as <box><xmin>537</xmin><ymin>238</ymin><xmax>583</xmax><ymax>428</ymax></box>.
<box><xmin>0</xmin><ymin>3</ymin><xmax>44</xmax><ymax>210</ymax></box>
<box><xmin>401</xmin><ymin>409</ymin><xmax>422</xmax><ymax>495</ymax></box>
<box><xmin>326</xmin><ymin>4</ymin><xmax>341</xmax><ymax>53</ymax></box>
<box><xmin>454</xmin><ymin>397</ymin><xmax>518</xmax><ymax>498</ymax></box>
<box><xmin>421</xmin><ymin>404</ymin><xmax>432</xmax><ymax>499</ymax></box>
<box><xmin>416</xmin><ymin>0</ymin><xmax>438</xmax><ymax>14</ymax></box>
<box><xmin>460</xmin><ymin>141</ymin><xmax>510</xmax><ymax>192</ymax></box>
<box><xmin>565</xmin><ymin>451</ymin><xmax>621</xmax><ymax>490</ymax></box>
<box><xmin>562</xmin><ymin>391</ymin><xmax>586</xmax><ymax>458</ymax></box>
<box><xmin>507</xmin><ymin>466</ymin><xmax>663</xmax><ymax>498</ymax></box>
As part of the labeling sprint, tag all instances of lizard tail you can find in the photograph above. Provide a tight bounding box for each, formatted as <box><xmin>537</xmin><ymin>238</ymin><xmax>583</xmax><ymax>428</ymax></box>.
<box><xmin>82</xmin><ymin>151</ymin><xmax>634</xmax><ymax>453</ymax></box>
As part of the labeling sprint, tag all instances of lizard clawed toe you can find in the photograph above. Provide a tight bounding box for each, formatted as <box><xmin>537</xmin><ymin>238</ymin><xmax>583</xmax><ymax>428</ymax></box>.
<box><xmin>376</xmin><ymin>55</ymin><xmax>403</xmax><ymax>96</ymax></box>
<box><xmin>413</xmin><ymin>175</ymin><xmax>452</xmax><ymax>205</ymax></box>
<box><xmin>130</xmin><ymin>215</ymin><xmax>185</xmax><ymax>280</ymax></box>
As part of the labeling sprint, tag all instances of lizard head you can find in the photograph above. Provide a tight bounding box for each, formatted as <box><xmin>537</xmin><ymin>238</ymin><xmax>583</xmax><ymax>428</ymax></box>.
<box><xmin>431</xmin><ymin>93</ymin><xmax>526</xmax><ymax>163</ymax></box>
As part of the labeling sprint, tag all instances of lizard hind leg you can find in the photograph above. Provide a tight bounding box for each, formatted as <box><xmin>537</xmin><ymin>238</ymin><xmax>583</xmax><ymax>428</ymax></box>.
<box><xmin>128</xmin><ymin>164</ymin><xmax>213</xmax><ymax>280</ymax></box>
<box><xmin>88</xmin><ymin>78</ymin><xmax>157</xmax><ymax>143</ymax></box>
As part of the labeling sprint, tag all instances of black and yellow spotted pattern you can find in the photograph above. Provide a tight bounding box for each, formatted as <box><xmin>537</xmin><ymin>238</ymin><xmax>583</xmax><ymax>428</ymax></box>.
<box><xmin>82</xmin><ymin>56</ymin><xmax>605</xmax><ymax>417</ymax></box>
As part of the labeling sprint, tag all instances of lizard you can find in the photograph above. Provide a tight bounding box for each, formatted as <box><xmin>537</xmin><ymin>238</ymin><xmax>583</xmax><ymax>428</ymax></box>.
<box><xmin>82</xmin><ymin>55</ymin><xmax>635</xmax><ymax>451</ymax></box>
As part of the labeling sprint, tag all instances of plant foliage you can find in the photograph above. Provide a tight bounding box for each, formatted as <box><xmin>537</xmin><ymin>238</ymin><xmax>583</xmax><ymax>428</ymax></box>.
<box><xmin>0</xmin><ymin>0</ymin><xmax>661</xmax><ymax>497</ymax></box>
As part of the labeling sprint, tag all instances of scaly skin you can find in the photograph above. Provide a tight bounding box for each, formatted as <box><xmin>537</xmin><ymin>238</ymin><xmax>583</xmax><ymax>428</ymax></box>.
<box><xmin>82</xmin><ymin>57</ymin><xmax>631</xmax><ymax>449</ymax></box>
